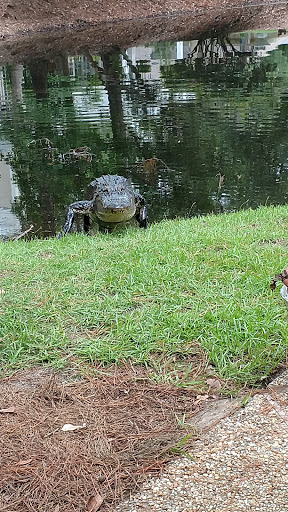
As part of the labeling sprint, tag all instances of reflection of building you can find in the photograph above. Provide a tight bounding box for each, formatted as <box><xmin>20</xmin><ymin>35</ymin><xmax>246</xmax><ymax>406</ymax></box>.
<box><xmin>0</xmin><ymin>67</ymin><xmax>8</xmax><ymax>105</ymax></box>
<box><xmin>230</xmin><ymin>31</ymin><xmax>288</xmax><ymax>57</ymax></box>
<box><xmin>122</xmin><ymin>31</ymin><xmax>288</xmax><ymax>81</ymax></box>
<box><xmin>67</xmin><ymin>30</ymin><xmax>288</xmax><ymax>86</ymax></box>
<box><xmin>68</xmin><ymin>55</ymin><xmax>92</xmax><ymax>77</ymax></box>
<box><xmin>0</xmin><ymin>144</ymin><xmax>20</xmax><ymax>239</ymax></box>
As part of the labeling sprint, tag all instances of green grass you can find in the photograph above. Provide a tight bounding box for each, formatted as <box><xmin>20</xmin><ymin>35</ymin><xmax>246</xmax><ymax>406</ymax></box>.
<box><xmin>1</xmin><ymin>205</ymin><xmax>288</xmax><ymax>387</ymax></box>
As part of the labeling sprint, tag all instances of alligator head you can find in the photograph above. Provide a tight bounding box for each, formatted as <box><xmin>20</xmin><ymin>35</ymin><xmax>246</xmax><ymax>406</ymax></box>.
<box><xmin>91</xmin><ymin>175</ymin><xmax>136</xmax><ymax>223</ymax></box>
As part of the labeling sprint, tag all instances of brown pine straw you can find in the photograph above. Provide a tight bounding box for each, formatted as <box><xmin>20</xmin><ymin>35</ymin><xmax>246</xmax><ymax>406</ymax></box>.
<box><xmin>0</xmin><ymin>364</ymin><xmax>204</xmax><ymax>512</ymax></box>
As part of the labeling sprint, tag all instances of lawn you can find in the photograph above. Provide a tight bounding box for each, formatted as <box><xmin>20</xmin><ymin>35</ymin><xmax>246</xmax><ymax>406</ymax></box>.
<box><xmin>1</xmin><ymin>205</ymin><xmax>288</xmax><ymax>388</ymax></box>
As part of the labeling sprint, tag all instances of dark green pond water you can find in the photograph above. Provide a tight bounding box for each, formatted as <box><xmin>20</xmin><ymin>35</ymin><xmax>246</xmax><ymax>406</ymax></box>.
<box><xmin>1</xmin><ymin>30</ymin><xmax>288</xmax><ymax>238</ymax></box>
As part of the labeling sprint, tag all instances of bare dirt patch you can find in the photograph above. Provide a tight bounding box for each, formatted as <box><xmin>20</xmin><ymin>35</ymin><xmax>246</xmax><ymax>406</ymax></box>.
<box><xmin>0</xmin><ymin>365</ymin><xmax>211</xmax><ymax>512</ymax></box>
<box><xmin>0</xmin><ymin>1</ymin><xmax>288</xmax><ymax>64</ymax></box>
<box><xmin>0</xmin><ymin>0</ymin><xmax>287</xmax><ymax>39</ymax></box>
<box><xmin>0</xmin><ymin>0</ymin><xmax>273</xmax><ymax>37</ymax></box>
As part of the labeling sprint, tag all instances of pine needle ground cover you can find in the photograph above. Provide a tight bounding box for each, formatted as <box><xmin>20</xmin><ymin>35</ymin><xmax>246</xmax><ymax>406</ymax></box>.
<box><xmin>0</xmin><ymin>367</ymin><xmax>201</xmax><ymax>512</ymax></box>
<box><xmin>1</xmin><ymin>205</ymin><xmax>288</xmax><ymax>387</ymax></box>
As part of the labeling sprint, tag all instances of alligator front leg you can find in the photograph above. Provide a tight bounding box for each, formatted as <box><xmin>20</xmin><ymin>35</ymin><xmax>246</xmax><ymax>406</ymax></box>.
<box><xmin>135</xmin><ymin>193</ymin><xmax>148</xmax><ymax>229</ymax></box>
<box><xmin>57</xmin><ymin>200</ymin><xmax>94</xmax><ymax>237</ymax></box>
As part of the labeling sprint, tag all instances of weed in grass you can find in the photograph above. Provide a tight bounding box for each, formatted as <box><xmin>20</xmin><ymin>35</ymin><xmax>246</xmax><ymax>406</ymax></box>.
<box><xmin>174</xmin><ymin>412</ymin><xmax>191</xmax><ymax>428</ymax></box>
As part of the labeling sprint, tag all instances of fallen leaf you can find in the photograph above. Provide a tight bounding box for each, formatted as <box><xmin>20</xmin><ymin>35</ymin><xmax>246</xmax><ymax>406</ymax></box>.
<box><xmin>194</xmin><ymin>395</ymin><xmax>209</xmax><ymax>406</ymax></box>
<box><xmin>206</xmin><ymin>378</ymin><xmax>222</xmax><ymax>391</ymax></box>
<box><xmin>61</xmin><ymin>422</ymin><xmax>86</xmax><ymax>431</ymax></box>
<box><xmin>87</xmin><ymin>494</ymin><xmax>103</xmax><ymax>512</ymax></box>
<box><xmin>0</xmin><ymin>407</ymin><xmax>15</xmax><ymax>413</ymax></box>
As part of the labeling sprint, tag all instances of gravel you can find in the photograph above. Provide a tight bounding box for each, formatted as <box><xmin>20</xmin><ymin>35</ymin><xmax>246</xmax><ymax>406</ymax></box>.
<box><xmin>115</xmin><ymin>371</ymin><xmax>288</xmax><ymax>512</ymax></box>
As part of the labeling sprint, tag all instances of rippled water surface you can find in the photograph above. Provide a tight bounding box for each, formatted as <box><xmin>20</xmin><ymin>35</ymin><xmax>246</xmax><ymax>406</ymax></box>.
<box><xmin>1</xmin><ymin>30</ymin><xmax>288</xmax><ymax>238</ymax></box>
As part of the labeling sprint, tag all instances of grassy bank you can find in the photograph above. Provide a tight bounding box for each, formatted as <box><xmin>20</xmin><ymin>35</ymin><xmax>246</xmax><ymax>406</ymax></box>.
<box><xmin>1</xmin><ymin>205</ymin><xmax>288</xmax><ymax>388</ymax></box>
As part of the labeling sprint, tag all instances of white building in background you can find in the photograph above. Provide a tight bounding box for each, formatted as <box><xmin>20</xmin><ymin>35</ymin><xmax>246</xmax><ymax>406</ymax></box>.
<box><xmin>0</xmin><ymin>171</ymin><xmax>21</xmax><ymax>238</ymax></box>
<box><xmin>0</xmin><ymin>67</ymin><xmax>7</xmax><ymax>105</ymax></box>
<box><xmin>0</xmin><ymin>67</ymin><xmax>21</xmax><ymax>238</ymax></box>
<box><xmin>0</xmin><ymin>141</ymin><xmax>20</xmax><ymax>239</ymax></box>
<box><xmin>0</xmin><ymin>158</ymin><xmax>21</xmax><ymax>238</ymax></box>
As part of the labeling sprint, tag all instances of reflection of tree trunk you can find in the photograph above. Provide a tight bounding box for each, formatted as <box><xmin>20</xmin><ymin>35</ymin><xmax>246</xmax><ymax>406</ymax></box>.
<box><xmin>28</xmin><ymin>59</ymin><xmax>49</xmax><ymax>99</ymax></box>
<box><xmin>39</xmin><ymin>187</ymin><xmax>56</xmax><ymax>237</ymax></box>
<box><xmin>101</xmin><ymin>50</ymin><xmax>127</xmax><ymax>142</ymax></box>
<box><xmin>10</xmin><ymin>64</ymin><xmax>24</xmax><ymax>103</ymax></box>
<box><xmin>54</xmin><ymin>52</ymin><xmax>70</xmax><ymax>76</ymax></box>
<box><xmin>186</xmin><ymin>34</ymin><xmax>252</xmax><ymax>64</ymax></box>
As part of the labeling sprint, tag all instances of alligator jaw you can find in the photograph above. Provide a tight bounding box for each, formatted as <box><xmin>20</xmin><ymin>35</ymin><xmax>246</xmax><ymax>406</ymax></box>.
<box><xmin>94</xmin><ymin>192</ymin><xmax>136</xmax><ymax>223</ymax></box>
<box><xmin>95</xmin><ymin>206</ymin><xmax>136</xmax><ymax>223</ymax></box>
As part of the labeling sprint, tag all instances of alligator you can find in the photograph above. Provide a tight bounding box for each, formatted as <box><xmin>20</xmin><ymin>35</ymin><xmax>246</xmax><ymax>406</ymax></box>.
<box><xmin>58</xmin><ymin>174</ymin><xmax>148</xmax><ymax>236</ymax></box>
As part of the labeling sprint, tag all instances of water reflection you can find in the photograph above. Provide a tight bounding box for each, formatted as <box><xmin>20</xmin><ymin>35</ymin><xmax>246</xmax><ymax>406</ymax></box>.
<box><xmin>1</xmin><ymin>30</ymin><xmax>288</xmax><ymax>238</ymax></box>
